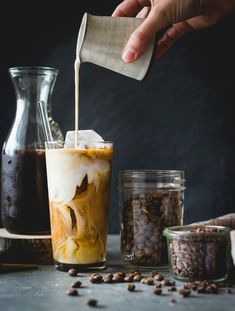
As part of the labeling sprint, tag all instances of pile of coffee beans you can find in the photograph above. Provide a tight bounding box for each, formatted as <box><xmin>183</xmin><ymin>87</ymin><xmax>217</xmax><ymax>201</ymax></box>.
<box><xmin>168</xmin><ymin>226</ymin><xmax>229</xmax><ymax>281</ymax></box>
<box><xmin>121</xmin><ymin>190</ymin><xmax>183</xmax><ymax>267</ymax></box>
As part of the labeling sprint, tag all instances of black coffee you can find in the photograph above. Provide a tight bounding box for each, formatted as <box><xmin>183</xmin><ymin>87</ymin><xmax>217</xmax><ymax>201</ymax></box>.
<box><xmin>1</xmin><ymin>149</ymin><xmax>50</xmax><ymax>234</ymax></box>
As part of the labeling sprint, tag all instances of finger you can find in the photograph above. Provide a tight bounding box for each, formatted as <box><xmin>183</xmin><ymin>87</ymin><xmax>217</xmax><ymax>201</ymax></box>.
<box><xmin>122</xmin><ymin>5</ymin><xmax>168</xmax><ymax>62</ymax></box>
<box><xmin>155</xmin><ymin>21</ymin><xmax>194</xmax><ymax>59</ymax></box>
<box><xmin>112</xmin><ymin>0</ymin><xmax>150</xmax><ymax>17</ymax></box>
<box><xmin>136</xmin><ymin>6</ymin><xmax>150</xmax><ymax>18</ymax></box>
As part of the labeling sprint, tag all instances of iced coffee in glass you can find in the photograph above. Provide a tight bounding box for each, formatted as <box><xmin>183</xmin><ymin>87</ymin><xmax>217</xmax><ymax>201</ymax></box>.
<box><xmin>45</xmin><ymin>136</ymin><xmax>113</xmax><ymax>271</ymax></box>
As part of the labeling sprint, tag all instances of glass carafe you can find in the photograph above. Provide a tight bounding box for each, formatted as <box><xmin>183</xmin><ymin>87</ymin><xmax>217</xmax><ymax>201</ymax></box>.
<box><xmin>1</xmin><ymin>66</ymin><xmax>63</xmax><ymax>234</ymax></box>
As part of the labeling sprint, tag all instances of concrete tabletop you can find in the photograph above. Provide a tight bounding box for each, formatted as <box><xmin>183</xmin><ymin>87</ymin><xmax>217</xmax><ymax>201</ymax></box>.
<box><xmin>0</xmin><ymin>234</ymin><xmax>234</xmax><ymax>311</ymax></box>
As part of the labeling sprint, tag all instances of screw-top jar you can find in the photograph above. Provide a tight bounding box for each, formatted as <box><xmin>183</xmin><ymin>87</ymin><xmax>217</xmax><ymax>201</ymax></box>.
<box><xmin>119</xmin><ymin>170</ymin><xmax>185</xmax><ymax>268</ymax></box>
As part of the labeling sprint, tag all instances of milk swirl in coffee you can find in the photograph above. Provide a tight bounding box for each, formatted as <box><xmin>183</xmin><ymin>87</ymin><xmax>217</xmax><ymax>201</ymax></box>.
<box><xmin>46</xmin><ymin>144</ymin><xmax>112</xmax><ymax>267</ymax></box>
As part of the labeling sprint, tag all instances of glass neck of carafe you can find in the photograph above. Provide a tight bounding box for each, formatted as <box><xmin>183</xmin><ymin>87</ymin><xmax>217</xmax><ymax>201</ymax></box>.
<box><xmin>9</xmin><ymin>66</ymin><xmax>58</xmax><ymax>114</ymax></box>
<box><xmin>5</xmin><ymin>67</ymin><xmax>59</xmax><ymax>151</ymax></box>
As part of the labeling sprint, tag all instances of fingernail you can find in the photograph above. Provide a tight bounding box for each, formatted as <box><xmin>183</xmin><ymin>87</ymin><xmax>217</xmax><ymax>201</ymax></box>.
<box><xmin>122</xmin><ymin>47</ymin><xmax>137</xmax><ymax>63</ymax></box>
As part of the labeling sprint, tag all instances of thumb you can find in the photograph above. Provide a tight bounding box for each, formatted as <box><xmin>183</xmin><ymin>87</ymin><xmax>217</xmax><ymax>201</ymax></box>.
<box><xmin>122</xmin><ymin>5</ymin><xmax>169</xmax><ymax>63</ymax></box>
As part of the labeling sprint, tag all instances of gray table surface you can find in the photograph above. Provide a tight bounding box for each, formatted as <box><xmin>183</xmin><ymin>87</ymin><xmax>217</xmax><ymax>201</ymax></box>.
<box><xmin>0</xmin><ymin>234</ymin><xmax>234</xmax><ymax>311</ymax></box>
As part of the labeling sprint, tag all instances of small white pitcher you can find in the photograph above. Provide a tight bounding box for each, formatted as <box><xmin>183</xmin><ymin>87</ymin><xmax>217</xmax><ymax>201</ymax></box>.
<box><xmin>76</xmin><ymin>13</ymin><xmax>155</xmax><ymax>81</ymax></box>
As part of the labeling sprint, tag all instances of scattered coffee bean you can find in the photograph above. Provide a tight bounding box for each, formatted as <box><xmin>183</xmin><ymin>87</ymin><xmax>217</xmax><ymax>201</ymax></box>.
<box><xmin>227</xmin><ymin>288</ymin><xmax>232</xmax><ymax>294</ymax></box>
<box><xmin>89</xmin><ymin>273</ymin><xmax>103</xmax><ymax>284</ymax></box>
<box><xmin>68</xmin><ymin>268</ymin><xmax>78</xmax><ymax>277</ymax></box>
<box><xmin>153</xmin><ymin>288</ymin><xmax>162</xmax><ymax>295</ymax></box>
<box><xmin>206</xmin><ymin>284</ymin><xmax>218</xmax><ymax>294</ymax></box>
<box><xmin>71</xmin><ymin>280</ymin><xmax>82</xmax><ymax>288</ymax></box>
<box><xmin>141</xmin><ymin>277</ymin><xmax>154</xmax><ymax>285</ymax></box>
<box><xmin>133</xmin><ymin>274</ymin><xmax>144</xmax><ymax>282</ymax></box>
<box><xmin>87</xmin><ymin>299</ymin><xmax>97</xmax><ymax>307</ymax></box>
<box><xmin>161</xmin><ymin>279</ymin><xmax>175</xmax><ymax>286</ymax></box>
<box><xmin>130</xmin><ymin>270</ymin><xmax>141</xmax><ymax>276</ymax></box>
<box><xmin>114</xmin><ymin>272</ymin><xmax>126</xmax><ymax>278</ymax></box>
<box><xmin>153</xmin><ymin>273</ymin><xmax>164</xmax><ymax>281</ymax></box>
<box><xmin>124</xmin><ymin>275</ymin><xmax>134</xmax><ymax>282</ymax></box>
<box><xmin>113</xmin><ymin>272</ymin><xmax>125</xmax><ymax>282</ymax></box>
<box><xmin>151</xmin><ymin>271</ymin><xmax>158</xmax><ymax>277</ymax></box>
<box><xmin>66</xmin><ymin>288</ymin><xmax>78</xmax><ymax>296</ymax></box>
<box><xmin>168</xmin><ymin>287</ymin><xmax>177</xmax><ymax>292</ymax></box>
<box><xmin>128</xmin><ymin>283</ymin><xmax>136</xmax><ymax>291</ymax></box>
<box><xmin>171</xmin><ymin>299</ymin><xmax>177</xmax><ymax>304</ymax></box>
<box><xmin>179</xmin><ymin>289</ymin><xmax>191</xmax><ymax>298</ymax></box>
<box><xmin>186</xmin><ymin>283</ymin><xmax>197</xmax><ymax>291</ymax></box>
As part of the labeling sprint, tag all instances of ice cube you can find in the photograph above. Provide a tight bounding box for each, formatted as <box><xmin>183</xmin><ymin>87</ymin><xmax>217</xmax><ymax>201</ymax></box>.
<box><xmin>65</xmin><ymin>130</ymin><xmax>104</xmax><ymax>149</ymax></box>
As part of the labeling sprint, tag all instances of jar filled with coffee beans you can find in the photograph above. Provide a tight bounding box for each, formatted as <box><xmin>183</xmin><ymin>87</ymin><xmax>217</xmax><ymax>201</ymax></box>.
<box><xmin>119</xmin><ymin>170</ymin><xmax>185</xmax><ymax>268</ymax></box>
<box><xmin>163</xmin><ymin>225</ymin><xmax>231</xmax><ymax>282</ymax></box>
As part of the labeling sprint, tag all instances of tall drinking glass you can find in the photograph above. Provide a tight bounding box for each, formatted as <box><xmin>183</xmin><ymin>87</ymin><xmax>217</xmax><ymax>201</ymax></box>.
<box><xmin>45</xmin><ymin>140</ymin><xmax>113</xmax><ymax>271</ymax></box>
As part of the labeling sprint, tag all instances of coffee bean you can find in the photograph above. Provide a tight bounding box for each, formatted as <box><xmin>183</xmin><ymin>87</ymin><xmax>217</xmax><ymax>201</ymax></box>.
<box><xmin>133</xmin><ymin>274</ymin><xmax>144</xmax><ymax>282</ymax></box>
<box><xmin>68</xmin><ymin>268</ymin><xmax>78</xmax><ymax>277</ymax></box>
<box><xmin>161</xmin><ymin>279</ymin><xmax>175</xmax><ymax>286</ymax></box>
<box><xmin>141</xmin><ymin>277</ymin><xmax>154</xmax><ymax>285</ymax></box>
<box><xmin>205</xmin><ymin>284</ymin><xmax>218</xmax><ymax>294</ymax></box>
<box><xmin>151</xmin><ymin>271</ymin><xmax>158</xmax><ymax>277</ymax></box>
<box><xmin>89</xmin><ymin>273</ymin><xmax>103</xmax><ymax>283</ymax></box>
<box><xmin>153</xmin><ymin>288</ymin><xmax>162</xmax><ymax>295</ymax></box>
<box><xmin>113</xmin><ymin>272</ymin><xmax>125</xmax><ymax>283</ymax></box>
<box><xmin>124</xmin><ymin>275</ymin><xmax>134</xmax><ymax>282</ymax></box>
<box><xmin>128</xmin><ymin>283</ymin><xmax>136</xmax><ymax>291</ymax></box>
<box><xmin>153</xmin><ymin>273</ymin><xmax>164</xmax><ymax>281</ymax></box>
<box><xmin>168</xmin><ymin>287</ymin><xmax>177</xmax><ymax>292</ymax></box>
<box><xmin>87</xmin><ymin>299</ymin><xmax>97</xmax><ymax>307</ymax></box>
<box><xmin>171</xmin><ymin>299</ymin><xmax>177</xmax><ymax>304</ymax></box>
<box><xmin>113</xmin><ymin>272</ymin><xmax>125</xmax><ymax>278</ymax></box>
<box><xmin>66</xmin><ymin>288</ymin><xmax>78</xmax><ymax>296</ymax></box>
<box><xmin>179</xmin><ymin>289</ymin><xmax>191</xmax><ymax>297</ymax></box>
<box><xmin>132</xmin><ymin>270</ymin><xmax>141</xmax><ymax>276</ymax></box>
<box><xmin>227</xmin><ymin>288</ymin><xmax>232</xmax><ymax>294</ymax></box>
<box><xmin>71</xmin><ymin>280</ymin><xmax>82</xmax><ymax>288</ymax></box>
<box><xmin>107</xmin><ymin>273</ymin><xmax>113</xmax><ymax>278</ymax></box>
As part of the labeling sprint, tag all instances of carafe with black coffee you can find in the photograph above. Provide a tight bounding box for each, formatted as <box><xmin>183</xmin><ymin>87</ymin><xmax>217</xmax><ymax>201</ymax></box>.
<box><xmin>1</xmin><ymin>66</ymin><xmax>63</xmax><ymax>235</ymax></box>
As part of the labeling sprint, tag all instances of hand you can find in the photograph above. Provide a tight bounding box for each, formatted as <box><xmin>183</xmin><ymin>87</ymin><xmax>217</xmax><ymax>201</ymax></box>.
<box><xmin>112</xmin><ymin>0</ymin><xmax>235</xmax><ymax>62</ymax></box>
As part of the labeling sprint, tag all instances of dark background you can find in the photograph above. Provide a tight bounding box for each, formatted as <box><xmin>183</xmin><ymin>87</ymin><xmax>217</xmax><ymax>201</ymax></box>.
<box><xmin>0</xmin><ymin>1</ymin><xmax>235</xmax><ymax>233</ymax></box>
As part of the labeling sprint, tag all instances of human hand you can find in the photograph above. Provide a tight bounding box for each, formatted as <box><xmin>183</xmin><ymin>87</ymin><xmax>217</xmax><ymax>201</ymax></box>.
<box><xmin>112</xmin><ymin>0</ymin><xmax>235</xmax><ymax>62</ymax></box>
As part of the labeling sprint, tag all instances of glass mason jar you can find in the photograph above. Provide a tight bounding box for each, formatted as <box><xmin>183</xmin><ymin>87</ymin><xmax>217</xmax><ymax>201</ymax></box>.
<box><xmin>119</xmin><ymin>170</ymin><xmax>185</xmax><ymax>269</ymax></box>
<box><xmin>163</xmin><ymin>225</ymin><xmax>231</xmax><ymax>282</ymax></box>
<box><xmin>1</xmin><ymin>66</ymin><xmax>63</xmax><ymax>235</ymax></box>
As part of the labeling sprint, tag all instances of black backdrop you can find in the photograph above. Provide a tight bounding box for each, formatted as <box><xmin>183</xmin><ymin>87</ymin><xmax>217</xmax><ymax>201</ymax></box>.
<box><xmin>0</xmin><ymin>1</ymin><xmax>235</xmax><ymax>233</ymax></box>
